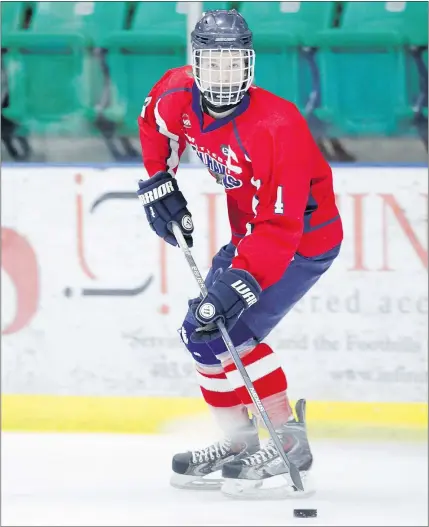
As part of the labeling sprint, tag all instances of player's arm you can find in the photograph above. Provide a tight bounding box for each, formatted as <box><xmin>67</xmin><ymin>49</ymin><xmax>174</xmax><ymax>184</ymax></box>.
<box><xmin>138</xmin><ymin>72</ymin><xmax>187</xmax><ymax>176</ymax></box>
<box><xmin>137</xmin><ymin>73</ymin><xmax>193</xmax><ymax>247</ymax></box>
<box><xmin>231</xmin><ymin>107</ymin><xmax>314</xmax><ymax>290</ymax></box>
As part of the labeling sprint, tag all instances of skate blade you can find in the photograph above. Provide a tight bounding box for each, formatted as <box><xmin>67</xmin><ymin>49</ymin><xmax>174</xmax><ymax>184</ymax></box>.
<box><xmin>170</xmin><ymin>472</ymin><xmax>224</xmax><ymax>490</ymax></box>
<box><xmin>221</xmin><ymin>471</ymin><xmax>316</xmax><ymax>500</ymax></box>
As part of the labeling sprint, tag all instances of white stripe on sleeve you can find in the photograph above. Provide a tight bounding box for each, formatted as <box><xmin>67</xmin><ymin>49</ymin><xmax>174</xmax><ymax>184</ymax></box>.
<box><xmin>154</xmin><ymin>98</ymin><xmax>180</xmax><ymax>176</ymax></box>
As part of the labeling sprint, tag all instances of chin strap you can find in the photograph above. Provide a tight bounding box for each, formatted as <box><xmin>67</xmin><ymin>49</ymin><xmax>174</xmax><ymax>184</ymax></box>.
<box><xmin>201</xmin><ymin>95</ymin><xmax>240</xmax><ymax>116</ymax></box>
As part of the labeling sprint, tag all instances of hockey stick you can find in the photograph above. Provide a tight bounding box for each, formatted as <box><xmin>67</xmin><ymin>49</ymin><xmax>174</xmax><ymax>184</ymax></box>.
<box><xmin>171</xmin><ymin>222</ymin><xmax>304</xmax><ymax>492</ymax></box>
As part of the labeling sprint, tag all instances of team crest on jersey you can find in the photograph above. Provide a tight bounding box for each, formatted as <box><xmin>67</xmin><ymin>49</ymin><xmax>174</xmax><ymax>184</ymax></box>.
<box><xmin>194</xmin><ymin>149</ymin><xmax>243</xmax><ymax>190</ymax></box>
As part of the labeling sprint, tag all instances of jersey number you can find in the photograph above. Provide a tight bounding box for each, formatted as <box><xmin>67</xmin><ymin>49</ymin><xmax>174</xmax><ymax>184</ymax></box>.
<box><xmin>141</xmin><ymin>97</ymin><xmax>152</xmax><ymax>118</ymax></box>
<box><xmin>274</xmin><ymin>185</ymin><xmax>284</xmax><ymax>214</ymax></box>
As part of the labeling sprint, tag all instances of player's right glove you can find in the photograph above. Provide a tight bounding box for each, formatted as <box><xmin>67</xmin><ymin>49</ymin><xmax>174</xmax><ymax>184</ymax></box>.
<box><xmin>137</xmin><ymin>171</ymin><xmax>194</xmax><ymax>248</ymax></box>
<box><xmin>189</xmin><ymin>268</ymin><xmax>261</xmax><ymax>343</ymax></box>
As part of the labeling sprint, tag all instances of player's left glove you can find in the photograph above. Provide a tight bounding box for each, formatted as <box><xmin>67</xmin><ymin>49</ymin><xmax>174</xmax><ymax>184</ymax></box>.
<box><xmin>189</xmin><ymin>268</ymin><xmax>261</xmax><ymax>343</ymax></box>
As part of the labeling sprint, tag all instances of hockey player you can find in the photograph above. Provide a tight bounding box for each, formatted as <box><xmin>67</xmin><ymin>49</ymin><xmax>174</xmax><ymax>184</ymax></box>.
<box><xmin>137</xmin><ymin>9</ymin><xmax>343</xmax><ymax>498</ymax></box>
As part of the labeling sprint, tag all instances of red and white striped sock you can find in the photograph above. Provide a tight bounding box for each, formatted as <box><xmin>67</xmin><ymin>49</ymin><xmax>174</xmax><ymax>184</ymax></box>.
<box><xmin>195</xmin><ymin>363</ymin><xmax>251</xmax><ymax>432</ymax></box>
<box><xmin>221</xmin><ymin>343</ymin><xmax>292</xmax><ymax>428</ymax></box>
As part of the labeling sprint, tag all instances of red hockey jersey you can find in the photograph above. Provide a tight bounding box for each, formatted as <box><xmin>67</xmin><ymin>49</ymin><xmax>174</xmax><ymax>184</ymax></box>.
<box><xmin>138</xmin><ymin>66</ymin><xmax>343</xmax><ymax>290</ymax></box>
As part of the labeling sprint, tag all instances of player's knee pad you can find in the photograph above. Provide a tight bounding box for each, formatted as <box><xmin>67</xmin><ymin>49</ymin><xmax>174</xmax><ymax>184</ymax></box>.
<box><xmin>178</xmin><ymin>319</ymin><xmax>221</xmax><ymax>366</ymax></box>
<box><xmin>178</xmin><ymin>315</ymin><xmax>256</xmax><ymax>367</ymax></box>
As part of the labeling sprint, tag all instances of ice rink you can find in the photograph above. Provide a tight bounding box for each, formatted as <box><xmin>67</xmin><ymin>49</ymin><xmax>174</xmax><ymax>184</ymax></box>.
<box><xmin>2</xmin><ymin>431</ymin><xmax>427</xmax><ymax>526</ymax></box>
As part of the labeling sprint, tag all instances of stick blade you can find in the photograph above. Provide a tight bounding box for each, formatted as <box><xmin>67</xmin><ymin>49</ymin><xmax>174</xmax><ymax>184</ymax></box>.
<box><xmin>288</xmin><ymin>462</ymin><xmax>304</xmax><ymax>492</ymax></box>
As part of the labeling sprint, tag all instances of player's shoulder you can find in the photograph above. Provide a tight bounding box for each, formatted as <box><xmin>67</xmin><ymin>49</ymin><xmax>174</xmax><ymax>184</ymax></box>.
<box><xmin>247</xmin><ymin>85</ymin><xmax>304</xmax><ymax>127</ymax></box>
<box><xmin>152</xmin><ymin>65</ymin><xmax>194</xmax><ymax>98</ymax></box>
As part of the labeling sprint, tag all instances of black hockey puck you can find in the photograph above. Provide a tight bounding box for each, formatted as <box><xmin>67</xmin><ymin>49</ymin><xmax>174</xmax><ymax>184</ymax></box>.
<box><xmin>293</xmin><ymin>509</ymin><xmax>317</xmax><ymax>518</ymax></box>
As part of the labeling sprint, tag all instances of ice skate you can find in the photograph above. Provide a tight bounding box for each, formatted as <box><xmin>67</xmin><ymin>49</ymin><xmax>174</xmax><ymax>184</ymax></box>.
<box><xmin>221</xmin><ymin>399</ymin><xmax>315</xmax><ymax>499</ymax></box>
<box><xmin>170</xmin><ymin>420</ymin><xmax>260</xmax><ymax>490</ymax></box>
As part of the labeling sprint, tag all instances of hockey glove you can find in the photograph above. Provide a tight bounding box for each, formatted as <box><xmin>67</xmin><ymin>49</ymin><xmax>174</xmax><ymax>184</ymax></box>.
<box><xmin>190</xmin><ymin>268</ymin><xmax>261</xmax><ymax>343</ymax></box>
<box><xmin>137</xmin><ymin>171</ymin><xmax>194</xmax><ymax>247</ymax></box>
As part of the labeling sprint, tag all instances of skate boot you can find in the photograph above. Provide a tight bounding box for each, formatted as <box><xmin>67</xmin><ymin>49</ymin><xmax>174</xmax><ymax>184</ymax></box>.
<box><xmin>221</xmin><ymin>399</ymin><xmax>314</xmax><ymax>499</ymax></box>
<box><xmin>170</xmin><ymin>419</ymin><xmax>260</xmax><ymax>490</ymax></box>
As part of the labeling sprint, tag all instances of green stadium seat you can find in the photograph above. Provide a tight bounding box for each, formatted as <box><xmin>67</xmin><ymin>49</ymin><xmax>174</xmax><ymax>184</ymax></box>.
<box><xmin>28</xmin><ymin>1</ymin><xmax>127</xmax><ymax>44</ymax></box>
<box><xmin>1</xmin><ymin>1</ymin><xmax>128</xmax><ymax>135</ymax></box>
<box><xmin>314</xmin><ymin>1</ymin><xmax>428</xmax><ymax>137</ymax></box>
<box><xmin>240</xmin><ymin>1</ymin><xmax>336</xmax><ymax>46</ymax></box>
<box><xmin>1</xmin><ymin>1</ymin><xmax>26</xmax><ymax>38</ymax></box>
<box><xmin>1</xmin><ymin>2</ymin><xmax>31</xmax><ymax>160</ymax></box>
<box><xmin>318</xmin><ymin>1</ymin><xmax>428</xmax><ymax>47</ymax></box>
<box><xmin>238</xmin><ymin>2</ymin><xmax>336</xmax><ymax>107</ymax></box>
<box><xmin>102</xmin><ymin>2</ymin><xmax>231</xmax><ymax>135</ymax></box>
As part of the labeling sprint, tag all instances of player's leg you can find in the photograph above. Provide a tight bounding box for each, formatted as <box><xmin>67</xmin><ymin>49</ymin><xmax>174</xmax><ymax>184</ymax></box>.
<box><xmin>180</xmin><ymin>242</ymin><xmax>296</xmax><ymax>434</ymax></box>
<box><xmin>172</xmin><ymin>243</ymin><xmax>340</xmax><ymax>494</ymax></box>
<box><xmin>220</xmin><ymin>245</ymin><xmax>341</xmax><ymax>497</ymax></box>
<box><xmin>171</xmin><ymin>320</ymin><xmax>261</xmax><ymax>490</ymax></box>
<box><xmin>179</xmin><ymin>243</ymin><xmax>254</xmax><ymax>434</ymax></box>
<box><xmin>215</xmin><ymin>344</ymin><xmax>312</xmax><ymax>497</ymax></box>
<box><xmin>171</xmin><ymin>244</ymin><xmax>260</xmax><ymax>489</ymax></box>
<box><xmin>175</xmin><ymin>314</ymin><xmax>304</xmax><ymax>494</ymax></box>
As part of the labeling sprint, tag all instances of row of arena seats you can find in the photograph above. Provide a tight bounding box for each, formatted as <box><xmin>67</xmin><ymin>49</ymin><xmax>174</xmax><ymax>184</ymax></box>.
<box><xmin>1</xmin><ymin>1</ymin><xmax>428</xmax><ymax>161</ymax></box>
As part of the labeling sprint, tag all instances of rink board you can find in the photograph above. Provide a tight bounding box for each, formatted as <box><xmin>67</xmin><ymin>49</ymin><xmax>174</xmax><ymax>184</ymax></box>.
<box><xmin>1</xmin><ymin>164</ymin><xmax>428</xmax><ymax>438</ymax></box>
<box><xmin>2</xmin><ymin>394</ymin><xmax>427</xmax><ymax>440</ymax></box>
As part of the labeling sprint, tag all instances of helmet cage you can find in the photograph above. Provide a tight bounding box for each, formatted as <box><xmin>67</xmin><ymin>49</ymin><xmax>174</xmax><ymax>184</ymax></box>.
<box><xmin>192</xmin><ymin>48</ymin><xmax>255</xmax><ymax>107</ymax></box>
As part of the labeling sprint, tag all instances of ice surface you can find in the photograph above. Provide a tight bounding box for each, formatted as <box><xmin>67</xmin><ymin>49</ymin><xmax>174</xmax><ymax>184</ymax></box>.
<box><xmin>2</xmin><ymin>431</ymin><xmax>427</xmax><ymax>526</ymax></box>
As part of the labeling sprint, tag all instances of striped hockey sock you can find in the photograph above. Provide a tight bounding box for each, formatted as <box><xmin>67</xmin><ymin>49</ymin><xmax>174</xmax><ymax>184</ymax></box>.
<box><xmin>195</xmin><ymin>363</ymin><xmax>252</xmax><ymax>432</ymax></box>
<box><xmin>221</xmin><ymin>343</ymin><xmax>293</xmax><ymax>428</ymax></box>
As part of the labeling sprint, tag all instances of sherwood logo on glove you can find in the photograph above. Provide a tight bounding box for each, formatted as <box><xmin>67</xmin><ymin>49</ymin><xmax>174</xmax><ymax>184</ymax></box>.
<box><xmin>231</xmin><ymin>280</ymin><xmax>258</xmax><ymax>307</ymax></box>
<box><xmin>182</xmin><ymin>215</ymin><xmax>193</xmax><ymax>231</ymax></box>
<box><xmin>138</xmin><ymin>181</ymin><xmax>175</xmax><ymax>205</ymax></box>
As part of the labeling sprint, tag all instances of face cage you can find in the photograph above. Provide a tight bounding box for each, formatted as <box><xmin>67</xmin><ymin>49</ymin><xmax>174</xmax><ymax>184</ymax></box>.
<box><xmin>192</xmin><ymin>48</ymin><xmax>255</xmax><ymax>107</ymax></box>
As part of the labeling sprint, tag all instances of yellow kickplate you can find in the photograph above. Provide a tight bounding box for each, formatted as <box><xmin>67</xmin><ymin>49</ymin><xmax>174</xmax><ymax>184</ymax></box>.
<box><xmin>2</xmin><ymin>395</ymin><xmax>427</xmax><ymax>441</ymax></box>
